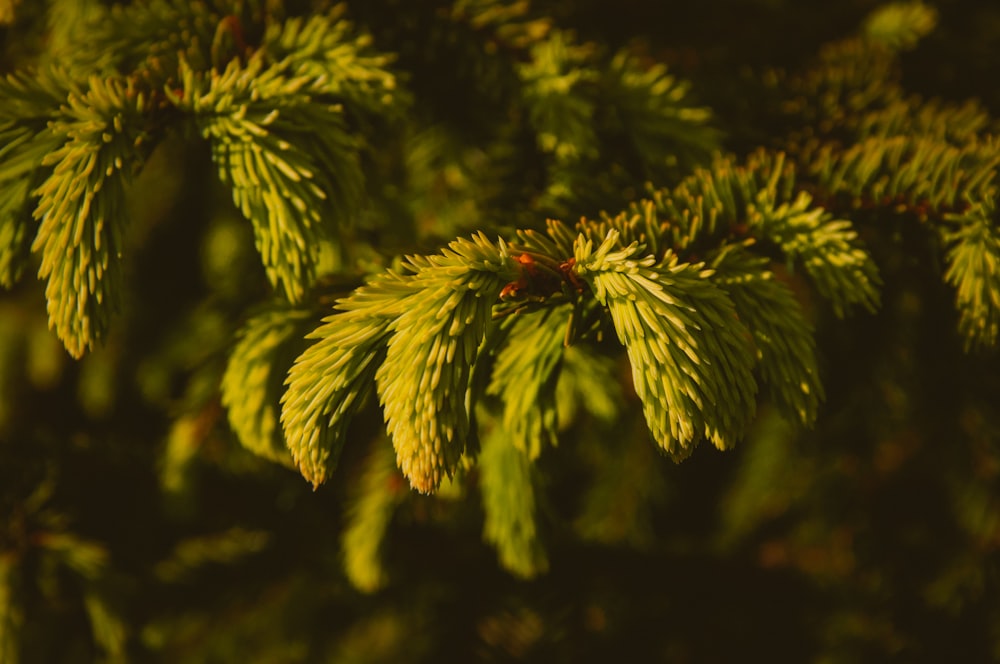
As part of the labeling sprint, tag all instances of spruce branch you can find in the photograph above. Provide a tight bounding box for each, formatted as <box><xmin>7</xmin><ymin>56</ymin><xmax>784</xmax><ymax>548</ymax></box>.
<box><xmin>516</xmin><ymin>29</ymin><xmax>599</xmax><ymax>163</ymax></box>
<box><xmin>281</xmin><ymin>271</ymin><xmax>407</xmax><ymax>489</ymax></box>
<box><xmin>176</xmin><ymin>56</ymin><xmax>363</xmax><ymax>303</ymax></box>
<box><xmin>603</xmin><ymin>48</ymin><xmax>719</xmax><ymax>173</ymax></box>
<box><xmin>747</xmin><ymin>187</ymin><xmax>881</xmax><ymax>317</ymax></box>
<box><xmin>479</xmin><ymin>422</ymin><xmax>549</xmax><ymax>578</ymax></box>
<box><xmin>486</xmin><ymin>304</ymin><xmax>572</xmax><ymax>459</ymax></box>
<box><xmin>342</xmin><ymin>439</ymin><xmax>405</xmax><ymax>593</ymax></box>
<box><xmin>603</xmin><ymin>152</ymin><xmax>881</xmax><ymax>317</ymax></box>
<box><xmin>81</xmin><ymin>586</ymin><xmax>126</xmax><ymax>663</ymax></box>
<box><xmin>376</xmin><ymin>234</ymin><xmax>518</xmax><ymax>493</ymax></box>
<box><xmin>84</xmin><ymin>0</ymin><xmax>220</xmax><ymax>74</ymax></box>
<box><xmin>807</xmin><ymin>136</ymin><xmax>1000</xmax><ymax>213</ymax></box>
<box><xmin>710</xmin><ymin>243</ymin><xmax>823</xmax><ymax>425</ymax></box>
<box><xmin>153</xmin><ymin>527</ymin><xmax>270</xmax><ymax>583</ymax></box>
<box><xmin>30</xmin><ymin>75</ymin><xmax>151</xmax><ymax>358</ymax></box>
<box><xmin>778</xmin><ymin>21</ymin><xmax>1000</xmax><ymax>349</ymax></box>
<box><xmin>0</xmin><ymin>180</ymin><xmax>32</xmax><ymax>288</ymax></box>
<box><xmin>449</xmin><ymin>0</ymin><xmax>552</xmax><ymax>52</ymax></box>
<box><xmin>944</xmin><ymin>200</ymin><xmax>1000</xmax><ymax>349</ymax></box>
<box><xmin>853</xmin><ymin>97</ymin><xmax>991</xmax><ymax>146</ymax></box>
<box><xmin>555</xmin><ymin>343</ymin><xmax>623</xmax><ymax>427</ymax></box>
<box><xmin>221</xmin><ymin>303</ymin><xmax>316</xmax><ymax>467</ymax></box>
<box><xmin>282</xmin><ymin>149</ymin><xmax>883</xmax><ymax>485</ymax></box>
<box><xmin>0</xmin><ymin>68</ymin><xmax>79</xmax><ymax>287</ymax></box>
<box><xmin>262</xmin><ymin>6</ymin><xmax>403</xmax><ymax>116</ymax></box>
<box><xmin>805</xmin><ymin>134</ymin><xmax>1000</xmax><ymax>344</ymax></box>
<box><xmin>574</xmin><ymin>231</ymin><xmax>757</xmax><ymax>458</ymax></box>
<box><xmin>776</xmin><ymin>22</ymin><xmax>914</xmax><ymax>144</ymax></box>
<box><xmin>282</xmin><ymin>234</ymin><xmax>518</xmax><ymax>492</ymax></box>
<box><xmin>574</xmin><ymin>416</ymin><xmax>665</xmax><ymax>547</ymax></box>
<box><xmin>862</xmin><ymin>1</ymin><xmax>938</xmax><ymax>52</ymax></box>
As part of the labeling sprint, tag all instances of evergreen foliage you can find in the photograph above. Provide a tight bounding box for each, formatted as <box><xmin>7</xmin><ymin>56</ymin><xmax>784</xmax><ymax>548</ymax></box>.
<box><xmin>1</xmin><ymin>0</ymin><xmax>999</xmax><ymax>660</ymax></box>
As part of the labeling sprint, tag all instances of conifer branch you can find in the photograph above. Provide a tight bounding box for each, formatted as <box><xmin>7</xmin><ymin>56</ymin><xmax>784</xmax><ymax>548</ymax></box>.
<box><xmin>221</xmin><ymin>304</ymin><xmax>315</xmax><ymax>467</ymax></box>
<box><xmin>748</xmin><ymin>188</ymin><xmax>881</xmax><ymax>317</ymax></box>
<box><xmin>89</xmin><ymin>0</ymin><xmax>219</xmax><ymax>73</ymax></box>
<box><xmin>765</xmin><ymin>5</ymin><xmax>1000</xmax><ymax>349</ymax></box>
<box><xmin>613</xmin><ymin>152</ymin><xmax>882</xmax><ymax>316</ymax></box>
<box><xmin>0</xmin><ymin>68</ymin><xmax>80</xmax><ymax>287</ymax></box>
<box><xmin>862</xmin><ymin>1</ymin><xmax>938</xmax><ymax>52</ymax></box>
<box><xmin>943</xmin><ymin>201</ymin><xmax>1000</xmax><ymax>349</ymax></box>
<box><xmin>574</xmin><ymin>231</ymin><xmax>758</xmax><ymax>457</ymax></box>
<box><xmin>0</xmin><ymin>175</ymin><xmax>34</xmax><ymax>289</ymax></box>
<box><xmin>603</xmin><ymin>49</ymin><xmax>719</xmax><ymax>173</ymax></box>
<box><xmin>517</xmin><ymin>30</ymin><xmax>599</xmax><ymax>162</ymax></box>
<box><xmin>263</xmin><ymin>7</ymin><xmax>403</xmax><ymax>116</ymax></box>
<box><xmin>30</xmin><ymin>75</ymin><xmax>151</xmax><ymax>357</ymax></box>
<box><xmin>282</xmin><ymin>234</ymin><xmax>518</xmax><ymax>492</ymax></box>
<box><xmin>342</xmin><ymin>439</ymin><xmax>405</xmax><ymax>593</ymax></box>
<box><xmin>82</xmin><ymin>587</ymin><xmax>126</xmax><ymax>662</ymax></box>
<box><xmin>805</xmin><ymin>135</ymin><xmax>1000</xmax><ymax>344</ymax></box>
<box><xmin>710</xmin><ymin>243</ymin><xmax>823</xmax><ymax>425</ymax></box>
<box><xmin>280</xmin><ymin>271</ymin><xmax>405</xmax><ymax>489</ymax></box>
<box><xmin>554</xmin><ymin>343</ymin><xmax>624</xmax><ymax>426</ymax></box>
<box><xmin>486</xmin><ymin>305</ymin><xmax>572</xmax><ymax>459</ymax></box>
<box><xmin>153</xmin><ymin>528</ymin><xmax>270</xmax><ymax>582</ymax></box>
<box><xmin>807</xmin><ymin>136</ymin><xmax>1000</xmax><ymax>212</ymax></box>
<box><xmin>574</xmin><ymin>417</ymin><xmax>664</xmax><ymax>546</ymax></box>
<box><xmin>853</xmin><ymin>97</ymin><xmax>990</xmax><ymax>145</ymax></box>
<box><xmin>479</xmin><ymin>422</ymin><xmax>548</xmax><ymax>578</ymax></box>
<box><xmin>8</xmin><ymin>0</ymin><xmax>1000</xmax><ymax>655</ymax></box>
<box><xmin>175</xmin><ymin>56</ymin><xmax>363</xmax><ymax>303</ymax></box>
<box><xmin>450</xmin><ymin>0</ymin><xmax>552</xmax><ymax>51</ymax></box>
<box><xmin>283</xmin><ymin>149</ymin><xmax>884</xmax><ymax>488</ymax></box>
<box><xmin>376</xmin><ymin>235</ymin><xmax>518</xmax><ymax>493</ymax></box>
